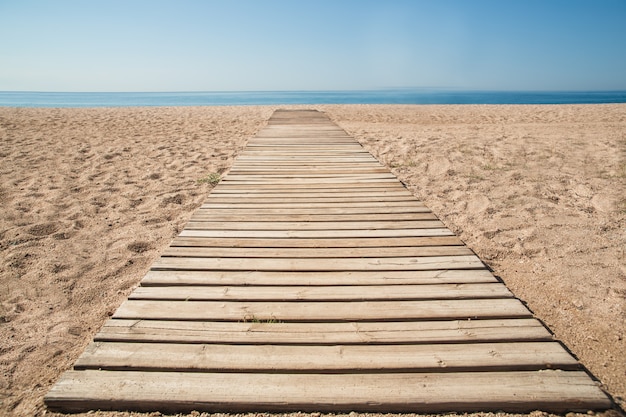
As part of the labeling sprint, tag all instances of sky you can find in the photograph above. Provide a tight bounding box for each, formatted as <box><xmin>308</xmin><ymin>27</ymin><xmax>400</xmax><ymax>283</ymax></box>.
<box><xmin>0</xmin><ymin>0</ymin><xmax>625</xmax><ymax>92</ymax></box>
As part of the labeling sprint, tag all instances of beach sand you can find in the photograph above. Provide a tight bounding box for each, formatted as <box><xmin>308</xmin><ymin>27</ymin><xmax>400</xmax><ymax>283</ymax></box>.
<box><xmin>0</xmin><ymin>104</ymin><xmax>624</xmax><ymax>416</ymax></box>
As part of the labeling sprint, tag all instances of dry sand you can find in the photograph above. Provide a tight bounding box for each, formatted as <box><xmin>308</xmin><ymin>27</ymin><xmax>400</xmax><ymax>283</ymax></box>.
<box><xmin>0</xmin><ymin>104</ymin><xmax>624</xmax><ymax>417</ymax></box>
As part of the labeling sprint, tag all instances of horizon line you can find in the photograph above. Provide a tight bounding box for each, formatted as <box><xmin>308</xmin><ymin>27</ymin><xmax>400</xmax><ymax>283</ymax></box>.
<box><xmin>2</xmin><ymin>88</ymin><xmax>626</xmax><ymax>94</ymax></box>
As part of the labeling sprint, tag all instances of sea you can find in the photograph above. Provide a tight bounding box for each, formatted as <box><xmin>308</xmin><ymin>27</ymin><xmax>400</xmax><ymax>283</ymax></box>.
<box><xmin>1</xmin><ymin>89</ymin><xmax>626</xmax><ymax>108</ymax></box>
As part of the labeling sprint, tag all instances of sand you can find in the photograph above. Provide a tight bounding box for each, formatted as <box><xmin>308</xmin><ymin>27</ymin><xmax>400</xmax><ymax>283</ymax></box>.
<box><xmin>0</xmin><ymin>104</ymin><xmax>624</xmax><ymax>417</ymax></box>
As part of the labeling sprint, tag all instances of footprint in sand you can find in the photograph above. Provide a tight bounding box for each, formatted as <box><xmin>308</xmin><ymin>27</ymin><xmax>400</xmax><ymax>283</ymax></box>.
<box><xmin>426</xmin><ymin>156</ymin><xmax>451</xmax><ymax>176</ymax></box>
<box><xmin>127</xmin><ymin>241</ymin><xmax>153</xmax><ymax>253</ymax></box>
<box><xmin>591</xmin><ymin>194</ymin><xmax>617</xmax><ymax>213</ymax></box>
<box><xmin>467</xmin><ymin>195</ymin><xmax>491</xmax><ymax>213</ymax></box>
<box><xmin>28</xmin><ymin>222</ymin><xmax>59</xmax><ymax>237</ymax></box>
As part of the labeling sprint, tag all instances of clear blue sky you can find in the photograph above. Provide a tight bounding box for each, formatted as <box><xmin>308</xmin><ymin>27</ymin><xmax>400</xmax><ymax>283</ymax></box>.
<box><xmin>1</xmin><ymin>0</ymin><xmax>625</xmax><ymax>92</ymax></box>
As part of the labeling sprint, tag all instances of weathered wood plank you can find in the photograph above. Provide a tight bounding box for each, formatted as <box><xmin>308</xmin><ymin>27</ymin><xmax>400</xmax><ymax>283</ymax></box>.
<box><xmin>161</xmin><ymin>245</ymin><xmax>472</xmax><ymax>258</ymax></box>
<box><xmin>201</xmin><ymin>201</ymin><xmax>428</xmax><ymax>209</ymax></box>
<box><xmin>178</xmin><ymin>228</ymin><xmax>455</xmax><ymax>238</ymax></box>
<box><xmin>129</xmin><ymin>283</ymin><xmax>512</xmax><ymax>301</ymax></box>
<box><xmin>220</xmin><ymin>178</ymin><xmax>401</xmax><ymax>184</ymax></box>
<box><xmin>170</xmin><ymin>236</ymin><xmax>462</xmax><ymax>248</ymax></box>
<box><xmin>75</xmin><ymin>341</ymin><xmax>578</xmax><ymax>372</ymax></box>
<box><xmin>185</xmin><ymin>220</ymin><xmax>444</xmax><ymax>230</ymax></box>
<box><xmin>203</xmin><ymin>196</ymin><xmax>419</xmax><ymax>203</ymax></box>
<box><xmin>230</xmin><ymin>165</ymin><xmax>388</xmax><ymax>170</ymax></box>
<box><xmin>209</xmin><ymin>189</ymin><xmax>413</xmax><ymax>196</ymax></box>
<box><xmin>231</xmin><ymin>158</ymin><xmax>372</xmax><ymax>163</ymax></box>
<box><xmin>233</xmin><ymin>158</ymin><xmax>379</xmax><ymax>164</ymax></box>
<box><xmin>247</xmin><ymin>142</ymin><xmax>361</xmax><ymax>145</ymax></box>
<box><xmin>189</xmin><ymin>212</ymin><xmax>438</xmax><ymax>222</ymax></box>
<box><xmin>95</xmin><ymin>318</ymin><xmax>552</xmax><ymax>344</ymax></box>
<box><xmin>152</xmin><ymin>255</ymin><xmax>485</xmax><ymax>271</ymax></box>
<box><xmin>141</xmin><ymin>269</ymin><xmax>498</xmax><ymax>286</ymax></box>
<box><xmin>45</xmin><ymin>370</ymin><xmax>610</xmax><ymax>413</ymax></box>
<box><xmin>224</xmin><ymin>175</ymin><xmax>395</xmax><ymax>181</ymax></box>
<box><xmin>212</xmin><ymin>181</ymin><xmax>406</xmax><ymax>190</ymax></box>
<box><xmin>184</xmin><ymin>220</ymin><xmax>445</xmax><ymax>230</ymax></box>
<box><xmin>195</xmin><ymin>206</ymin><xmax>433</xmax><ymax>215</ymax></box>
<box><xmin>113</xmin><ymin>298</ymin><xmax>531</xmax><ymax>321</ymax></box>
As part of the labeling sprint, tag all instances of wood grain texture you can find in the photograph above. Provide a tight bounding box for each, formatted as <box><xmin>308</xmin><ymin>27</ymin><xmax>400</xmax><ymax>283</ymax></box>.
<box><xmin>128</xmin><ymin>283</ymin><xmax>512</xmax><ymax>301</ymax></box>
<box><xmin>112</xmin><ymin>298</ymin><xmax>532</xmax><ymax>321</ymax></box>
<box><xmin>161</xmin><ymin>245</ymin><xmax>472</xmax><ymax>258</ymax></box>
<box><xmin>45</xmin><ymin>370</ymin><xmax>610</xmax><ymax>413</ymax></box>
<box><xmin>95</xmin><ymin>318</ymin><xmax>553</xmax><ymax>344</ymax></box>
<box><xmin>151</xmin><ymin>255</ymin><xmax>485</xmax><ymax>271</ymax></box>
<box><xmin>74</xmin><ymin>341</ymin><xmax>578</xmax><ymax>372</ymax></box>
<box><xmin>140</xmin><ymin>269</ymin><xmax>498</xmax><ymax>286</ymax></box>
<box><xmin>170</xmin><ymin>236</ymin><xmax>463</xmax><ymax>248</ymax></box>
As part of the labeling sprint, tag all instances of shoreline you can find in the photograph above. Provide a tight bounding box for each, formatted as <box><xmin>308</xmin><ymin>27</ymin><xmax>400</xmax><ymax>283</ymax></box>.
<box><xmin>2</xmin><ymin>89</ymin><xmax>626</xmax><ymax>108</ymax></box>
<box><xmin>1</xmin><ymin>104</ymin><xmax>624</xmax><ymax>416</ymax></box>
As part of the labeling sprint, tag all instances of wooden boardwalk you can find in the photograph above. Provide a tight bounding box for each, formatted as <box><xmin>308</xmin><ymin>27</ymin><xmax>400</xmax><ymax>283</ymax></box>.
<box><xmin>45</xmin><ymin>110</ymin><xmax>610</xmax><ymax>413</ymax></box>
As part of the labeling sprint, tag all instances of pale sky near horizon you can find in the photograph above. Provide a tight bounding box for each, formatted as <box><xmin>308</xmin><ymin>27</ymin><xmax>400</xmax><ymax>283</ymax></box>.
<box><xmin>1</xmin><ymin>0</ymin><xmax>625</xmax><ymax>92</ymax></box>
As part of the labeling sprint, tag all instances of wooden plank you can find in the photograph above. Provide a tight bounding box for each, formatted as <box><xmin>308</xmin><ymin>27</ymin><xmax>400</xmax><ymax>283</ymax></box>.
<box><xmin>259</xmin><ymin>125</ymin><xmax>345</xmax><ymax>129</ymax></box>
<box><xmin>247</xmin><ymin>142</ymin><xmax>361</xmax><ymax>145</ymax></box>
<box><xmin>241</xmin><ymin>145</ymin><xmax>367</xmax><ymax>149</ymax></box>
<box><xmin>232</xmin><ymin>157</ymin><xmax>378</xmax><ymax>161</ymax></box>
<box><xmin>233</xmin><ymin>164</ymin><xmax>380</xmax><ymax>168</ymax></box>
<box><xmin>141</xmin><ymin>269</ymin><xmax>498</xmax><ymax>286</ymax></box>
<box><xmin>152</xmin><ymin>255</ymin><xmax>485</xmax><ymax>271</ymax></box>
<box><xmin>243</xmin><ymin>139</ymin><xmax>359</xmax><ymax>142</ymax></box>
<box><xmin>178</xmin><ymin>229</ymin><xmax>455</xmax><ymax>238</ymax></box>
<box><xmin>211</xmin><ymin>182</ymin><xmax>407</xmax><ymax>190</ymax></box>
<box><xmin>128</xmin><ymin>283</ymin><xmax>512</xmax><ymax>301</ymax></box>
<box><xmin>201</xmin><ymin>201</ymin><xmax>428</xmax><ymax>209</ymax></box>
<box><xmin>240</xmin><ymin>144</ymin><xmax>368</xmax><ymax>149</ymax></box>
<box><xmin>235</xmin><ymin>158</ymin><xmax>372</xmax><ymax>162</ymax></box>
<box><xmin>239</xmin><ymin>152</ymin><xmax>368</xmax><ymax>155</ymax></box>
<box><xmin>256</xmin><ymin>132</ymin><xmax>348</xmax><ymax>135</ymax></box>
<box><xmin>95</xmin><ymin>318</ymin><xmax>552</xmax><ymax>344</ymax></box>
<box><xmin>161</xmin><ymin>245</ymin><xmax>472</xmax><ymax>258</ymax></box>
<box><xmin>235</xmin><ymin>156</ymin><xmax>372</xmax><ymax>159</ymax></box>
<box><xmin>239</xmin><ymin>147</ymin><xmax>367</xmax><ymax>150</ymax></box>
<box><xmin>189</xmin><ymin>213</ymin><xmax>438</xmax><ymax>222</ymax></box>
<box><xmin>74</xmin><ymin>341</ymin><xmax>578</xmax><ymax>373</ymax></box>
<box><xmin>170</xmin><ymin>236</ymin><xmax>463</xmax><ymax>248</ymax></box>
<box><xmin>203</xmin><ymin>196</ymin><xmax>418</xmax><ymax>203</ymax></box>
<box><xmin>184</xmin><ymin>220</ymin><xmax>445</xmax><ymax>230</ymax></box>
<box><xmin>230</xmin><ymin>164</ymin><xmax>386</xmax><ymax>169</ymax></box>
<box><xmin>225</xmin><ymin>173</ymin><xmax>397</xmax><ymax>180</ymax></box>
<box><xmin>241</xmin><ymin>146</ymin><xmax>366</xmax><ymax>149</ymax></box>
<box><xmin>239</xmin><ymin>149</ymin><xmax>368</xmax><ymax>153</ymax></box>
<box><xmin>241</xmin><ymin>150</ymin><xmax>352</xmax><ymax>155</ymax></box>
<box><xmin>233</xmin><ymin>158</ymin><xmax>378</xmax><ymax>163</ymax></box>
<box><xmin>45</xmin><ymin>370</ymin><xmax>610</xmax><ymax>413</ymax></box>
<box><xmin>220</xmin><ymin>178</ymin><xmax>401</xmax><ymax>184</ymax></box>
<box><xmin>259</xmin><ymin>131</ymin><xmax>351</xmax><ymax>134</ymax></box>
<box><xmin>209</xmin><ymin>189</ymin><xmax>412</xmax><ymax>195</ymax></box>
<box><xmin>112</xmin><ymin>298</ymin><xmax>531</xmax><ymax>321</ymax></box>
<box><xmin>244</xmin><ymin>145</ymin><xmax>362</xmax><ymax>148</ymax></box>
<box><xmin>195</xmin><ymin>206</ymin><xmax>433</xmax><ymax>215</ymax></box>
<box><xmin>227</xmin><ymin>169</ymin><xmax>391</xmax><ymax>175</ymax></box>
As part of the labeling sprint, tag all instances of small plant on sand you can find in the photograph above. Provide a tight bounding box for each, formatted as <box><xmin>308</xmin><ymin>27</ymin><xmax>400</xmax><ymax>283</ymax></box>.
<box><xmin>197</xmin><ymin>172</ymin><xmax>221</xmax><ymax>186</ymax></box>
<box><xmin>468</xmin><ymin>169</ymin><xmax>485</xmax><ymax>182</ymax></box>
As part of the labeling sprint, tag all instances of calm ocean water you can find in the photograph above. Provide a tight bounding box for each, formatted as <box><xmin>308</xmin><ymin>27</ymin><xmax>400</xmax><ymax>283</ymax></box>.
<box><xmin>1</xmin><ymin>90</ymin><xmax>626</xmax><ymax>108</ymax></box>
